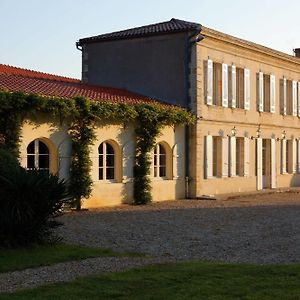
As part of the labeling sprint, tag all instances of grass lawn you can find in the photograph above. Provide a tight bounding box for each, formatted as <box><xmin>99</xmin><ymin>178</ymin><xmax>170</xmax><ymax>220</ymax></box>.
<box><xmin>1</xmin><ymin>261</ymin><xmax>300</xmax><ymax>299</ymax></box>
<box><xmin>0</xmin><ymin>243</ymin><xmax>142</xmax><ymax>273</ymax></box>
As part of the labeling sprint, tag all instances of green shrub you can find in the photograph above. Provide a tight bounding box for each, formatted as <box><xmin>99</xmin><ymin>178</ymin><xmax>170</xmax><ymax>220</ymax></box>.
<box><xmin>0</xmin><ymin>148</ymin><xmax>20</xmax><ymax>177</ymax></box>
<box><xmin>0</xmin><ymin>169</ymin><xmax>71</xmax><ymax>247</ymax></box>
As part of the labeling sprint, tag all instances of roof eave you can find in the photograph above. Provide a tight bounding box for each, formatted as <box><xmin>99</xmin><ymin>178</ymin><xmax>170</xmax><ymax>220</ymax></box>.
<box><xmin>78</xmin><ymin>27</ymin><xmax>201</xmax><ymax>46</ymax></box>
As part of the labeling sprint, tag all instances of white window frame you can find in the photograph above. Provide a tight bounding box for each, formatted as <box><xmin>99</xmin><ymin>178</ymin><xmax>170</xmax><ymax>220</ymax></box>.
<box><xmin>27</xmin><ymin>139</ymin><xmax>50</xmax><ymax>172</ymax></box>
<box><xmin>99</xmin><ymin>141</ymin><xmax>115</xmax><ymax>181</ymax></box>
<box><xmin>153</xmin><ymin>143</ymin><xmax>168</xmax><ymax>178</ymax></box>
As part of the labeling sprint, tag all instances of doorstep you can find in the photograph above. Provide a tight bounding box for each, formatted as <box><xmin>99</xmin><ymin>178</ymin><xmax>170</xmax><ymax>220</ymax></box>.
<box><xmin>193</xmin><ymin>187</ymin><xmax>300</xmax><ymax>201</ymax></box>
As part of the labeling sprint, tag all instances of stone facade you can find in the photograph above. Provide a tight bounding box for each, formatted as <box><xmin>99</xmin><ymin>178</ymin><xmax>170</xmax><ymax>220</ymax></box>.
<box><xmin>19</xmin><ymin>116</ymin><xmax>186</xmax><ymax>207</ymax></box>
<box><xmin>188</xmin><ymin>26</ymin><xmax>300</xmax><ymax>197</ymax></box>
<box><xmin>4</xmin><ymin>19</ymin><xmax>300</xmax><ymax>208</ymax></box>
<box><xmin>78</xmin><ymin>19</ymin><xmax>300</xmax><ymax>198</ymax></box>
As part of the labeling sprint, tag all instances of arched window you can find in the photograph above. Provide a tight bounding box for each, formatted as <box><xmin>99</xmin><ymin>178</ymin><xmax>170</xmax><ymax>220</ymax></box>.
<box><xmin>154</xmin><ymin>143</ymin><xmax>167</xmax><ymax>177</ymax></box>
<box><xmin>27</xmin><ymin>139</ymin><xmax>50</xmax><ymax>171</ymax></box>
<box><xmin>99</xmin><ymin>142</ymin><xmax>115</xmax><ymax>180</ymax></box>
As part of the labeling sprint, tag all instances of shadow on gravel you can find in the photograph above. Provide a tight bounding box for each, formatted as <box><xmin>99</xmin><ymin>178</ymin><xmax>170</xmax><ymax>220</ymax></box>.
<box><xmin>58</xmin><ymin>201</ymin><xmax>300</xmax><ymax>265</ymax></box>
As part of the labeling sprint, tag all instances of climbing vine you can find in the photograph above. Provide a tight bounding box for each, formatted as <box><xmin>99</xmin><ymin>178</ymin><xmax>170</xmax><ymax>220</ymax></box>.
<box><xmin>133</xmin><ymin>104</ymin><xmax>194</xmax><ymax>204</ymax></box>
<box><xmin>68</xmin><ymin>98</ymin><xmax>95</xmax><ymax>210</ymax></box>
<box><xmin>0</xmin><ymin>91</ymin><xmax>195</xmax><ymax>208</ymax></box>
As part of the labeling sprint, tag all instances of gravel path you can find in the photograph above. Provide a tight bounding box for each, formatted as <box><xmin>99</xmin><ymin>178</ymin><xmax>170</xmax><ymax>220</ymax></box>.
<box><xmin>2</xmin><ymin>192</ymin><xmax>300</xmax><ymax>293</ymax></box>
<box><xmin>58</xmin><ymin>193</ymin><xmax>300</xmax><ymax>265</ymax></box>
<box><xmin>0</xmin><ymin>256</ymin><xmax>171</xmax><ymax>293</ymax></box>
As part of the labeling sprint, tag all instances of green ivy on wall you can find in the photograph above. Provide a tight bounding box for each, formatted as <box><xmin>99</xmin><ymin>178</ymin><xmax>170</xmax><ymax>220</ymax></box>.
<box><xmin>0</xmin><ymin>91</ymin><xmax>195</xmax><ymax>208</ymax></box>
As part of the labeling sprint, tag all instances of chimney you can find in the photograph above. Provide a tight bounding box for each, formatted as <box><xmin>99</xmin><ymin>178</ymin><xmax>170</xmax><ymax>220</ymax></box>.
<box><xmin>294</xmin><ymin>48</ymin><xmax>300</xmax><ymax>58</ymax></box>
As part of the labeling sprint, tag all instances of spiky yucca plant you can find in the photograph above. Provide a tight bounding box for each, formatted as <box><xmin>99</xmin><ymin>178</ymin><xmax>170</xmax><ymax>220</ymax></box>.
<box><xmin>0</xmin><ymin>168</ymin><xmax>71</xmax><ymax>247</ymax></box>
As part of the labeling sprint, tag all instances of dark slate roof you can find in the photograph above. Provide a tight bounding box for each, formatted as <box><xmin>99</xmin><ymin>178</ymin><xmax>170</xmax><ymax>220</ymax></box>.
<box><xmin>0</xmin><ymin>64</ymin><xmax>166</xmax><ymax>105</ymax></box>
<box><xmin>78</xmin><ymin>18</ymin><xmax>201</xmax><ymax>45</ymax></box>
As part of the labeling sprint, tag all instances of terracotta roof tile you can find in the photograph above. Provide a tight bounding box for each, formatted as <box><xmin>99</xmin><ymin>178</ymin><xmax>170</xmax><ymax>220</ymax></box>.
<box><xmin>78</xmin><ymin>18</ymin><xmax>201</xmax><ymax>45</ymax></box>
<box><xmin>0</xmin><ymin>64</ymin><xmax>164</xmax><ymax>105</ymax></box>
<box><xmin>0</xmin><ymin>64</ymin><xmax>80</xmax><ymax>83</ymax></box>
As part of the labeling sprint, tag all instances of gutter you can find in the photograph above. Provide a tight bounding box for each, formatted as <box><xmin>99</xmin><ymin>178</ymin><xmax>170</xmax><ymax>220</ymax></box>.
<box><xmin>76</xmin><ymin>42</ymin><xmax>82</xmax><ymax>51</ymax></box>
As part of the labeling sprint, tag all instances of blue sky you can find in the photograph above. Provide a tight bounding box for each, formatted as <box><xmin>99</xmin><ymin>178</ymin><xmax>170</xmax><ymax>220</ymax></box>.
<box><xmin>1</xmin><ymin>0</ymin><xmax>299</xmax><ymax>79</ymax></box>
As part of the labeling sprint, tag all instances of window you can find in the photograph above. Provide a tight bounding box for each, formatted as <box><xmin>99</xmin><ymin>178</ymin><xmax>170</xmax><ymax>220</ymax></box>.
<box><xmin>207</xmin><ymin>135</ymin><xmax>246</xmax><ymax>179</ymax></box>
<box><xmin>213</xmin><ymin>62</ymin><xmax>222</xmax><ymax>106</ymax></box>
<box><xmin>206</xmin><ymin>60</ymin><xmax>250</xmax><ymax>110</ymax></box>
<box><xmin>280</xmin><ymin>78</ymin><xmax>298</xmax><ymax>116</ymax></box>
<box><xmin>236</xmin><ymin>68</ymin><xmax>245</xmax><ymax>109</ymax></box>
<box><xmin>281</xmin><ymin>139</ymin><xmax>286</xmax><ymax>174</ymax></box>
<box><xmin>286</xmin><ymin>139</ymin><xmax>295</xmax><ymax>174</ymax></box>
<box><xmin>27</xmin><ymin>139</ymin><xmax>49</xmax><ymax>171</ymax></box>
<box><xmin>262</xmin><ymin>139</ymin><xmax>267</xmax><ymax>178</ymax></box>
<box><xmin>99</xmin><ymin>142</ymin><xmax>115</xmax><ymax>180</ymax></box>
<box><xmin>280</xmin><ymin>78</ymin><xmax>287</xmax><ymax>115</ymax></box>
<box><xmin>230</xmin><ymin>67</ymin><xmax>248</xmax><ymax>109</ymax></box>
<box><xmin>212</xmin><ymin>136</ymin><xmax>222</xmax><ymax>177</ymax></box>
<box><xmin>287</xmin><ymin>80</ymin><xmax>293</xmax><ymax>115</ymax></box>
<box><xmin>236</xmin><ymin>137</ymin><xmax>244</xmax><ymax>176</ymax></box>
<box><xmin>154</xmin><ymin>143</ymin><xmax>167</xmax><ymax>177</ymax></box>
<box><xmin>286</xmin><ymin>140</ymin><xmax>290</xmax><ymax>173</ymax></box>
<box><xmin>263</xmin><ymin>74</ymin><xmax>271</xmax><ymax>112</ymax></box>
<box><xmin>257</xmin><ymin>73</ymin><xmax>276</xmax><ymax>113</ymax></box>
<box><xmin>282</xmin><ymin>139</ymin><xmax>296</xmax><ymax>174</ymax></box>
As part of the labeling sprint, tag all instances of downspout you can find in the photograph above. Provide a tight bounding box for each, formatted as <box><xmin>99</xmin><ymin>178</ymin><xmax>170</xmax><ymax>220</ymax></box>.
<box><xmin>184</xmin><ymin>27</ymin><xmax>203</xmax><ymax>199</ymax></box>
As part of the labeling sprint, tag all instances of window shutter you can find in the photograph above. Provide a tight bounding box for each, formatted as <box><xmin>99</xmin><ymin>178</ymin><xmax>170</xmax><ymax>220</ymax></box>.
<box><xmin>283</xmin><ymin>78</ymin><xmax>287</xmax><ymax>115</ymax></box>
<box><xmin>292</xmin><ymin>139</ymin><xmax>297</xmax><ymax>173</ymax></box>
<box><xmin>281</xmin><ymin>139</ymin><xmax>286</xmax><ymax>174</ymax></box>
<box><xmin>231</xmin><ymin>65</ymin><xmax>236</xmax><ymax>108</ymax></box>
<box><xmin>244</xmin><ymin>68</ymin><xmax>250</xmax><ymax>110</ymax></box>
<box><xmin>280</xmin><ymin>78</ymin><xmax>287</xmax><ymax>115</ymax></box>
<box><xmin>258</xmin><ymin>72</ymin><xmax>264</xmax><ymax>112</ymax></box>
<box><xmin>271</xmin><ymin>138</ymin><xmax>276</xmax><ymax>188</ymax></box>
<box><xmin>298</xmin><ymin>82</ymin><xmax>300</xmax><ymax>117</ymax></box>
<box><xmin>270</xmin><ymin>75</ymin><xmax>276</xmax><ymax>113</ymax></box>
<box><xmin>244</xmin><ymin>137</ymin><xmax>250</xmax><ymax>177</ymax></box>
<box><xmin>256</xmin><ymin>138</ymin><xmax>263</xmax><ymax>190</ymax></box>
<box><xmin>297</xmin><ymin>139</ymin><xmax>300</xmax><ymax>173</ymax></box>
<box><xmin>122</xmin><ymin>141</ymin><xmax>135</xmax><ymax>179</ymax></box>
<box><xmin>222</xmin><ymin>136</ymin><xmax>229</xmax><ymax>177</ymax></box>
<box><xmin>222</xmin><ymin>63</ymin><xmax>228</xmax><ymax>107</ymax></box>
<box><xmin>230</xmin><ymin>136</ymin><xmax>236</xmax><ymax>177</ymax></box>
<box><xmin>206</xmin><ymin>60</ymin><xmax>213</xmax><ymax>105</ymax></box>
<box><xmin>205</xmin><ymin>135</ymin><xmax>213</xmax><ymax>178</ymax></box>
<box><xmin>293</xmin><ymin>80</ymin><xmax>297</xmax><ymax>116</ymax></box>
<box><xmin>172</xmin><ymin>144</ymin><xmax>178</xmax><ymax>178</ymax></box>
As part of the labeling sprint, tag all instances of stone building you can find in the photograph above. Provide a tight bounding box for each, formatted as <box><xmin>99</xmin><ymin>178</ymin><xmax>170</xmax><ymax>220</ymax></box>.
<box><xmin>1</xmin><ymin>18</ymin><xmax>300</xmax><ymax>207</ymax></box>
<box><xmin>77</xmin><ymin>18</ymin><xmax>300</xmax><ymax>198</ymax></box>
<box><xmin>0</xmin><ymin>64</ymin><xmax>186</xmax><ymax>207</ymax></box>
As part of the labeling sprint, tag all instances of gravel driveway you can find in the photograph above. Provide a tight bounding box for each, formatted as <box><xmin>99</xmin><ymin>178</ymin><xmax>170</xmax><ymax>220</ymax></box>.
<box><xmin>57</xmin><ymin>192</ymin><xmax>300</xmax><ymax>265</ymax></box>
<box><xmin>2</xmin><ymin>192</ymin><xmax>300</xmax><ymax>293</ymax></box>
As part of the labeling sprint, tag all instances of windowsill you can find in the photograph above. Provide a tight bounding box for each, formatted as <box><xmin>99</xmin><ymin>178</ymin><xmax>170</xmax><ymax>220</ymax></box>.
<box><xmin>226</xmin><ymin>175</ymin><xmax>246</xmax><ymax>179</ymax></box>
<box><xmin>207</xmin><ymin>104</ymin><xmax>246</xmax><ymax>111</ymax></box>
<box><xmin>152</xmin><ymin>177</ymin><xmax>172</xmax><ymax>181</ymax></box>
<box><xmin>122</xmin><ymin>178</ymin><xmax>134</xmax><ymax>183</ymax></box>
<box><xmin>258</xmin><ymin>111</ymin><xmax>275</xmax><ymax>115</ymax></box>
<box><xmin>279</xmin><ymin>172</ymin><xmax>296</xmax><ymax>175</ymax></box>
<box><xmin>96</xmin><ymin>179</ymin><xmax>119</xmax><ymax>183</ymax></box>
<box><xmin>207</xmin><ymin>175</ymin><xmax>246</xmax><ymax>180</ymax></box>
<box><xmin>206</xmin><ymin>176</ymin><xmax>221</xmax><ymax>179</ymax></box>
<box><xmin>282</xmin><ymin>114</ymin><xmax>298</xmax><ymax>118</ymax></box>
<box><xmin>231</xmin><ymin>107</ymin><xmax>246</xmax><ymax>111</ymax></box>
